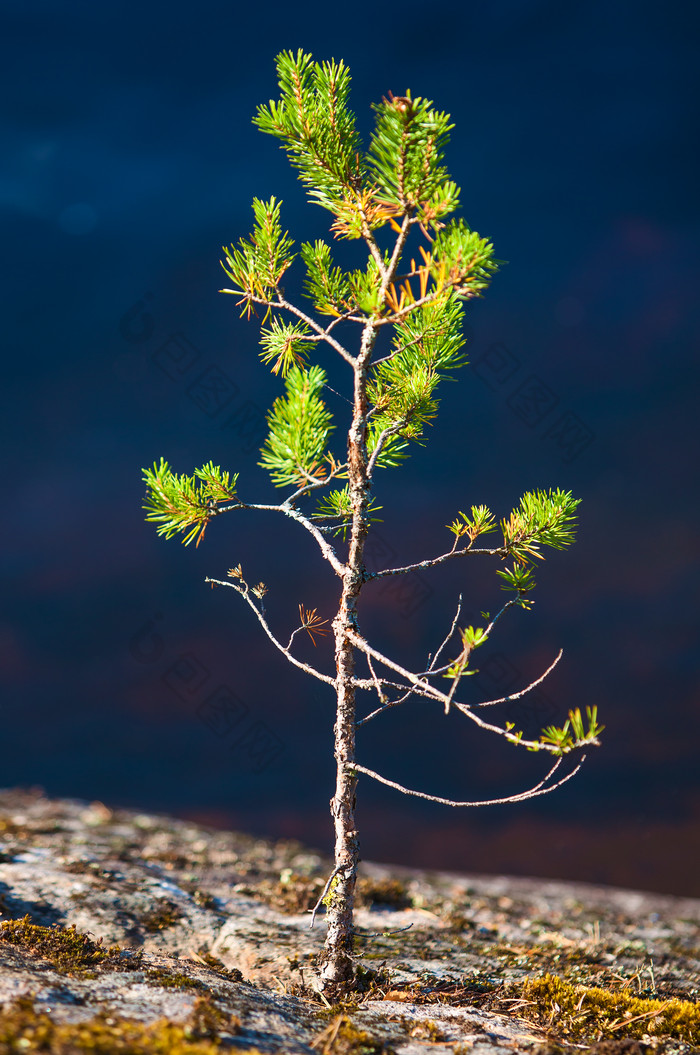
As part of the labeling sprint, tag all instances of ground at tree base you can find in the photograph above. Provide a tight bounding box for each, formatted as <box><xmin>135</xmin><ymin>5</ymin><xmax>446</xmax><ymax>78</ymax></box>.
<box><xmin>0</xmin><ymin>788</ymin><xmax>698</xmax><ymax>1054</ymax></box>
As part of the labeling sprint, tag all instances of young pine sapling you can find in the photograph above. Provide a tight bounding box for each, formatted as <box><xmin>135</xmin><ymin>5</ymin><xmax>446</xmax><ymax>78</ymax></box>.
<box><xmin>142</xmin><ymin>50</ymin><xmax>603</xmax><ymax>992</ymax></box>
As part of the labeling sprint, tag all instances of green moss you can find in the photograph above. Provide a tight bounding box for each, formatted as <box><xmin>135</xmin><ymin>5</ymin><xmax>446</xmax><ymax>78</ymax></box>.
<box><xmin>271</xmin><ymin>870</ymin><xmax>325</xmax><ymax>913</ymax></box>
<box><xmin>312</xmin><ymin>1015</ymin><xmax>394</xmax><ymax>1055</ymax></box>
<box><xmin>522</xmin><ymin>973</ymin><xmax>700</xmax><ymax>1045</ymax></box>
<box><xmin>196</xmin><ymin>952</ymin><xmax>245</xmax><ymax>983</ymax></box>
<box><xmin>0</xmin><ymin>816</ymin><xmax>23</xmax><ymax>837</ymax></box>
<box><xmin>379</xmin><ymin>968</ymin><xmax>700</xmax><ymax>1047</ymax></box>
<box><xmin>315</xmin><ymin>994</ymin><xmax>362</xmax><ymax>1020</ymax></box>
<box><xmin>403</xmin><ymin>1018</ymin><xmax>446</xmax><ymax>1042</ymax></box>
<box><xmin>0</xmin><ymin>915</ymin><xmax>119</xmax><ymax>976</ymax></box>
<box><xmin>378</xmin><ymin>977</ymin><xmax>498</xmax><ymax>1007</ymax></box>
<box><xmin>0</xmin><ymin>996</ymin><xmax>257</xmax><ymax>1055</ymax></box>
<box><xmin>145</xmin><ymin>967</ymin><xmax>205</xmax><ymax>991</ymax></box>
<box><xmin>190</xmin><ymin>995</ymin><xmax>241</xmax><ymax>1039</ymax></box>
<box><xmin>351</xmin><ymin>963</ymin><xmax>392</xmax><ymax>994</ymax></box>
<box><xmin>191</xmin><ymin>889</ymin><xmax>219</xmax><ymax>911</ymax></box>
<box><xmin>140</xmin><ymin>900</ymin><xmax>183</xmax><ymax>932</ymax></box>
<box><xmin>356</xmin><ymin>878</ymin><xmax>412</xmax><ymax>910</ymax></box>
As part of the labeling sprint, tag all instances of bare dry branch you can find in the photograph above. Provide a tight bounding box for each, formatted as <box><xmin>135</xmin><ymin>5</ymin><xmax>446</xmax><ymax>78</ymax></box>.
<box><xmin>350</xmin><ymin>754</ymin><xmax>586</xmax><ymax>807</ymax></box>
<box><xmin>472</xmin><ymin>649</ymin><xmax>563</xmax><ymax>708</ymax></box>
<box><xmin>205</xmin><ymin>577</ymin><xmax>335</xmax><ymax>686</ymax></box>
<box><xmin>366</xmin><ymin>422</ymin><xmax>407</xmax><ymax>478</ymax></box>
<box><xmin>366</xmin><ymin>542</ymin><xmax>504</xmax><ymax>582</ymax></box>
<box><xmin>427</xmin><ymin>594</ymin><xmax>463</xmax><ymax>671</ymax></box>
<box><xmin>358</xmin><ymin>596</ymin><xmax>464</xmax><ymax>726</ymax></box>
<box><xmin>346</xmin><ymin>628</ymin><xmax>592</xmax><ymax>756</ymax></box>
<box><xmin>216</xmin><ymin>500</ymin><xmax>346</xmax><ymax>577</ymax></box>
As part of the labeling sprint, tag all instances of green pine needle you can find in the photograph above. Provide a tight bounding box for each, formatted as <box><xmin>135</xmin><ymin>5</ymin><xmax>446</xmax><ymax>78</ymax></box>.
<box><xmin>313</xmin><ymin>486</ymin><xmax>383</xmax><ymax>538</ymax></box>
<box><xmin>220</xmin><ymin>196</ymin><xmax>295</xmax><ymax>308</ymax></box>
<box><xmin>259</xmin><ymin>364</ymin><xmax>335</xmax><ymax>488</ymax></box>
<box><xmin>367</xmin><ymin>91</ymin><xmax>455</xmax><ymax>217</ymax></box>
<box><xmin>539</xmin><ymin>706</ymin><xmax>605</xmax><ymax>755</ymax></box>
<box><xmin>448</xmin><ymin>505</ymin><xmax>497</xmax><ymax>541</ymax></box>
<box><xmin>259</xmin><ymin>317</ymin><xmax>312</xmax><ymax>376</ymax></box>
<box><xmin>253</xmin><ymin>50</ymin><xmax>364</xmax><ymax>221</ymax></box>
<box><xmin>430</xmin><ymin>219</ymin><xmax>501</xmax><ymax>298</ymax></box>
<box><xmin>501</xmin><ymin>488</ymin><xmax>581</xmax><ymax>564</ymax></box>
<box><xmin>142</xmin><ymin>459</ymin><xmax>239</xmax><ymax>547</ymax></box>
<box><xmin>300</xmin><ymin>241</ymin><xmax>354</xmax><ymax>316</ymax></box>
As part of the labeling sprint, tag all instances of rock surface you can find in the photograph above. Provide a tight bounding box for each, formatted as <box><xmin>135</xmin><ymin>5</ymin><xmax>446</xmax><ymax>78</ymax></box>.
<box><xmin>0</xmin><ymin>787</ymin><xmax>698</xmax><ymax>1053</ymax></box>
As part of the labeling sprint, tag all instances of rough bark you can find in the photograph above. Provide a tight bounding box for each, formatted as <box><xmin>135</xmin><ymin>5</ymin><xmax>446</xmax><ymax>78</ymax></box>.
<box><xmin>319</xmin><ymin>324</ymin><xmax>377</xmax><ymax>987</ymax></box>
<box><xmin>319</xmin><ymin>214</ymin><xmax>413</xmax><ymax>988</ymax></box>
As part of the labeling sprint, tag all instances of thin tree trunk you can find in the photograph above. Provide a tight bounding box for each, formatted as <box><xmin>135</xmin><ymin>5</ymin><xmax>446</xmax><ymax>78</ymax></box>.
<box><xmin>320</xmin><ymin>327</ymin><xmax>376</xmax><ymax>988</ymax></box>
<box><xmin>319</xmin><ymin>600</ymin><xmax>360</xmax><ymax>986</ymax></box>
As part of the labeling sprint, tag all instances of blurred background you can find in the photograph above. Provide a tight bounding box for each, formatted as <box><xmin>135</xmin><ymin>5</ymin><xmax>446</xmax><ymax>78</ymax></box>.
<box><xmin>3</xmin><ymin>1</ymin><xmax>699</xmax><ymax>897</ymax></box>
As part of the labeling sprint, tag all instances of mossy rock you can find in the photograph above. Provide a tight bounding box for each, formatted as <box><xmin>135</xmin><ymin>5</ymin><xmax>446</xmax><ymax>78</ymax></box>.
<box><xmin>0</xmin><ymin>915</ymin><xmax>119</xmax><ymax>976</ymax></box>
<box><xmin>522</xmin><ymin>973</ymin><xmax>700</xmax><ymax>1045</ymax></box>
<box><xmin>311</xmin><ymin>1014</ymin><xmax>394</xmax><ymax>1055</ymax></box>
<box><xmin>0</xmin><ymin>996</ymin><xmax>249</xmax><ymax>1055</ymax></box>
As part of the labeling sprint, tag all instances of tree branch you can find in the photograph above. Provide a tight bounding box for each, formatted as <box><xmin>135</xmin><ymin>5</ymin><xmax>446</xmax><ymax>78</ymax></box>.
<box><xmin>364</xmin><ymin>652</ymin><xmax>387</xmax><ymax>709</ymax></box>
<box><xmin>284</xmin><ymin>462</ymin><xmax>347</xmax><ymax>506</ymax></box>
<box><xmin>360</xmin><ymin>221</ymin><xmax>388</xmax><ymax>281</ymax></box>
<box><xmin>356</xmin><ymin>682</ymin><xmax>416</xmax><ymax>727</ymax></box>
<box><xmin>349</xmin><ymin>755</ymin><xmax>586</xmax><ymax>807</ymax></box>
<box><xmin>372</xmin><ymin>328</ymin><xmax>428</xmax><ymax>368</ymax></box>
<box><xmin>471</xmin><ymin>649</ymin><xmax>563</xmax><ymax>708</ymax></box>
<box><xmin>346</xmin><ymin>628</ymin><xmax>597</xmax><ymax>755</ymax></box>
<box><xmin>275</xmin><ymin>295</ymin><xmax>357</xmax><ymax>364</ymax></box>
<box><xmin>222</xmin><ymin>289</ymin><xmax>357</xmax><ymax>366</ymax></box>
<box><xmin>366</xmin><ymin>422</ymin><xmax>406</xmax><ymax>478</ymax></box>
<box><xmin>205</xmin><ymin>577</ymin><xmax>336</xmax><ymax>686</ymax></box>
<box><xmin>346</xmin><ymin>629</ymin><xmax>448</xmax><ymax>705</ymax></box>
<box><xmin>353</xmin><ymin>674</ymin><xmax>429</xmax><ymax>696</ymax></box>
<box><xmin>426</xmin><ymin>594</ymin><xmax>463</xmax><ymax>672</ymax></box>
<box><xmin>216</xmin><ymin>499</ymin><xmax>346</xmax><ymax>577</ymax></box>
<box><xmin>366</xmin><ymin>542</ymin><xmax>503</xmax><ymax>582</ymax></box>
<box><xmin>418</xmin><ymin>599</ymin><xmax>519</xmax><ymax>705</ymax></box>
<box><xmin>357</xmin><ymin>595</ymin><xmax>464</xmax><ymax>726</ymax></box>
<box><xmin>372</xmin><ymin>279</ymin><xmax>481</xmax><ymax>328</ymax></box>
<box><xmin>381</xmin><ymin>213</ymin><xmax>413</xmax><ymax>300</ymax></box>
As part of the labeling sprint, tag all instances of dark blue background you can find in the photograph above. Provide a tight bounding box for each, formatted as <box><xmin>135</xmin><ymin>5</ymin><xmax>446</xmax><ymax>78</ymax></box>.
<box><xmin>3</xmin><ymin>1</ymin><xmax>699</xmax><ymax>895</ymax></box>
